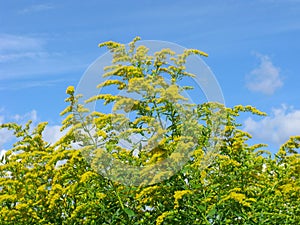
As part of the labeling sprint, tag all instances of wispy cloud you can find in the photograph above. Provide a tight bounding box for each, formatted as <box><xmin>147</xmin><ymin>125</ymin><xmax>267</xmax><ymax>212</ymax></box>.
<box><xmin>0</xmin><ymin>114</ymin><xmax>14</xmax><ymax>150</ymax></box>
<box><xmin>43</xmin><ymin>125</ymin><xmax>66</xmax><ymax>144</ymax></box>
<box><xmin>0</xmin><ymin>129</ymin><xmax>13</xmax><ymax>150</ymax></box>
<box><xmin>19</xmin><ymin>4</ymin><xmax>54</xmax><ymax>14</ymax></box>
<box><xmin>0</xmin><ymin>149</ymin><xmax>5</xmax><ymax>158</ymax></box>
<box><xmin>0</xmin><ymin>78</ymin><xmax>72</xmax><ymax>90</ymax></box>
<box><xmin>0</xmin><ymin>34</ymin><xmax>47</xmax><ymax>63</ymax></box>
<box><xmin>244</xmin><ymin>104</ymin><xmax>300</xmax><ymax>145</ymax></box>
<box><xmin>245</xmin><ymin>53</ymin><xmax>283</xmax><ymax>95</ymax></box>
<box><xmin>0</xmin><ymin>108</ymin><xmax>38</xmax><ymax>125</ymax></box>
<box><xmin>0</xmin><ymin>34</ymin><xmax>44</xmax><ymax>52</ymax></box>
<box><xmin>0</xmin><ymin>33</ymin><xmax>86</xmax><ymax>84</ymax></box>
<box><xmin>0</xmin><ymin>52</ymin><xmax>50</xmax><ymax>63</ymax></box>
<box><xmin>11</xmin><ymin>110</ymin><xmax>38</xmax><ymax>122</ymax></box>
<box><xmin>0</xmin><ymin>109</ymin><xmax>65</xmax><ymax>150</ymax></box>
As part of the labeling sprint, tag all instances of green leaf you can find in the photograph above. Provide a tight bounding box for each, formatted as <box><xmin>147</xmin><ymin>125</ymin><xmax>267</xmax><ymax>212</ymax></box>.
<box><xmin>207</xmin><ymin>208</ymin><xmax>217</xmax><ymax>217</ymax></box>
<box><xmin>197</xmin><ymin>204</ymin><xmax>206</xmax><ymax>212</ymax></box>
<box><xmin>124</xmin><ymin>207</ymin><xmax>136</xmax><ymax>217</ymax></box>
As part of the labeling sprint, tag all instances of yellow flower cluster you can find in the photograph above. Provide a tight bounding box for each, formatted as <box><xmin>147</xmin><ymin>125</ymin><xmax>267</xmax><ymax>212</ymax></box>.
<box><xmin>128</xmin><ymin>36</ymin><xmax>141</xmax><ymax>54</ymax></box>
<box><xmin>134</xmin><ymin>45</ymin><xmax>151</xmax><ymax>62</ymax></box>
<box><xmin>135</xmin><ymin>185</ymin><xmax>160</xmax><ymax>204</ymax></box>
<box><xmin>185</xmin><ymin>49</ymin><xmax>208</xmax><ymax>57</ymax></box>
<box><xmin>169</xmin><ymin>152</ymin><xmax>182</xmax><ymax>163</ymax></box>
<box><xmin>218</xmin><ymin>155</ymin><xmax>241</xmax><ymax>167</ymax></box>
<box><xmin>97</xmin><ymin>79</ymin><xmax>126</xmax><ymax>90</ymax></box>
<box><xmin>128</xmin><ymin>77</ymin><xmax>155</xmax><ymax>94</ymax></box>
<box><xmin>161</xmin><ymin>84</ymin><xmax>187</xmax><ymax>103</ymax></box>
<box><xmin>154</xmin><ymin>48</ymin><xmax>175</xmax><ymax>68</ymax></box>
<box><xmin>96</xmin><ymin>130</ymin><xmax>107</xmax><ymax>139</ymax></box>
<box><xmin>132</xmin><ymin>115</ymin><xmax>154</xmax><ymax>126</ymax></box>
<box><xmin>150</xmin><ymin>171</ymin><xmax>173</xmax><ymax>184</ymax></box>
<box><xmin>279</xmin><ymin>135</ymin><xmax>300</xmax><ymax>156</ymax></box>
<box><xmin>172</xmin><ymin>49</ymin><xmax>208</xmax><ymax>66</ymax></box>
<box><xmin>112</xmin><ymin>96</ymin><xmax>139</xmax><ymax>113</ymax></box>
<box><xmin>66</xmin><ymin>86</ymin><xmax>75</xmax><ymax>95</ymax></box>
<box><xmin>280</xmin><ymin>183</ymin><xmax>300</xmax><ymax>194</ymax></box>
<box><xmin>98</xmin><ymin>40</ymin><xmax>122</xmax><ymax>49</ymax></box>
<box><xmin>0</xmin><ymin>194</ymin><xmax>17</xmax><ymax>203</ymax></box>
<box><xmin>80</xmin><ymin>171</ymin><xmax>97</xmax><ymax>183</ymax></box>
<box><xmin>85</xmin><ymin>93</ymin><xmax>117</xmax><ymax>105</ymax></box>
<box><xmin>233</xmin><ymin>104</ymin><xmax>267</xmax><ymax>116</ymax></box>
<box><xmin>221</xmin><ymin>188</ymin><xmax>256</xmax><ymax>207</ymax></box>
<box><xmin>156</xmin><ymin>211</ymin><xmax>172</xmax><ymax>225</ymax></box>
<box><xmin>96</xmin><ymin>192</ymin><xmax>106</xmax><ymax>200</ymax></box>
<box><xmin>191</xmin><ymin>148</ymin><xmax>204</xmax><ymax>168</ymax></box>
<box><xmin>173</xmin><ymin>190</ymin><xmax>192</xmax><ymax>209</ymax></box>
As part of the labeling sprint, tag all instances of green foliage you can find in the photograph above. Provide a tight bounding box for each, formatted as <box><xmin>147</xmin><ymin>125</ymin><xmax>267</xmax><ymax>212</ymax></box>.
<box><xmin>1</xmin><ymin>37</ymin><xmax>299</xmax><ymax>224</ymax></box>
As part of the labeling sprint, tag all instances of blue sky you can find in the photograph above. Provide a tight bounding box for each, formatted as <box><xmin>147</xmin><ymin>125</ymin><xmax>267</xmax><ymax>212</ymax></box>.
<box><xmin>1</xmin><ymin>0</ymin><xmax>300</xmax><ymax>154</ymax></box>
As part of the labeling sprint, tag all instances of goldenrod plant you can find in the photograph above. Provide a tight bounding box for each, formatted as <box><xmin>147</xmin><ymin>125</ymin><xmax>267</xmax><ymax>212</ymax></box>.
<box><xmin>1</xmin><ymin>37</ymin><xmax>299</xmax><ymax>224</ymax></box>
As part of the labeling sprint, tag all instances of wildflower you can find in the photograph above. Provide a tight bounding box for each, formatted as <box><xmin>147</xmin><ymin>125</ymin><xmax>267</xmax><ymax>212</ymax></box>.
<box><xmin>174</xmin><ymin>190</ymin><xmax>192</xmax><ymax>209</ymax></box>
<box><xmin>156</xmin><ymin>211</ymin><xmax>172</xmax><ymax>225</ymax></box>
<box><xmin>66</xmin><ymin>86</ymin><xmax>75</xmax><ymax>95</ymax></box>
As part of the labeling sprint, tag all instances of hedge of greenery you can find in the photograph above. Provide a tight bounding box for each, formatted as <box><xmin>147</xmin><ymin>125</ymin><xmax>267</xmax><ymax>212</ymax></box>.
<box><xmin>1</xmin><ymin>37</ymin><xmax>299</xmax><ymax>224</ymax></box>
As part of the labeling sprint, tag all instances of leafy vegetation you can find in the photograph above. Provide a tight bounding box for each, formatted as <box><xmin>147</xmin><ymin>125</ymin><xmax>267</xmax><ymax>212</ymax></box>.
<box><xmin>1</xmin><ymin>37</ymin><xmax>299</xmax><ymax>224</ymax></box>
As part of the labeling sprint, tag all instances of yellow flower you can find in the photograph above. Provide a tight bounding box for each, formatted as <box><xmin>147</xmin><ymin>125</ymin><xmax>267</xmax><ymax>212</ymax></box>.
<box><xmin>221</xmin><ymin>188</ymin><xmax>255</xmax><ymax>207</ymax></box>
<box><xmin>80</xmin><ymin>171</ymin><xmax>96</xmax><ymax>183</ymax></box>
<box><xmin>156</xmin><ymin>211</ymin><xmax>172</xmax><ymax>225</ymax></box>
<box><xmin>97</xmin><ymin>130</ymin><xmax>107</xmax><ymax>139</ymax></box>
<box><xmin>173</xmin><ymin>190</ymin><xmax>192</xmax><ymax>209</ymax></box>
<box><xmin>135</xmin><ymin>185</ymin><xmax>160</xmax><ymax>201</ymax></box>
<box><xmin>170</xmin><ymin>152</ymin><xmax>183</xmax><ymax>163</ymax></box>
<box><xmin>96</xmin><ymin>192</ymin><xmax>106</xmax><ymax>200</ymax></box>
<box><xmin>66</xmin><ymin>86</ymin><xmax>75</xmax><ymax>95</ymax></box>
<box><xmin>161</xmin><ymin>84</ymin><xmax>187</xmax><ymax>102</ymax></box>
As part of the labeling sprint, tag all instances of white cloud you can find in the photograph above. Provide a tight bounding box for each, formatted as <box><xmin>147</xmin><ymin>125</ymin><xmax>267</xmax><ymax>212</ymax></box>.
<box><xmin>0</xmin><ymin>34</ymin><xmax>44</xmax><ymax>52</ymax></box>
<box><xmin>0</xmin><ymin>115</ymin><xmax>4</xmax><ymax>124</ymax></box>
<box><xmin>0</xmin><ymin>110</ymin><xmax>38</xmax><ymax>149</ymax></box>
<box><xmin>12</xmin><ymin>110</ymin><xmax>37</xmax><ymax>123</ymax></box>
<box><xmin>19</xmin><ymin>4</ymin><xmax>54</xmax><ymax>14</ymax></box>
<box><xmin>0</xmin><ymin>33</ymin><xmax>86</xmax><ymax>84</ymax></box>
<box><xmin>0</xmin><ymin>78</ymin><xmax>70</xmax><ymax>91</ymax></box>
<box><xmin>0</xmin><ymin>52</ymin><xmax>50</xmax><ymax>63</ymax></box>
<box><xmin>246</xmin><ymin>53</ymin><xmax>283</xmax><ymax>95</ymax></box>
<box><xmin>0</xmin><ymin>149</ymin><xmax>6</xmax><ymax>162</ymax></box>
<box><xmin>0</xmin><ymin>128</ymin><xmax>14</xmax><ymax>149</ymax></box>
<box><xmin>0</xmin><ymin>114</ymin><xmax>14</xmax><ymax>149</ymax></box>
<box><xmin>244</xmin><ymin>104</ymin><xmax>300</xmax><ymax>145</ymax></box>
<box><xmin>0</xmin><ymin>109</ymin><xmax>66</xmax><ymax>150</ymax></box>
<box><xmin>0</xmin><ymin>149</ymin><xmax>5</xmax><ymax>156</ymax></box>
<box><xmin>0</xmin><ymin>34</ymin><xmax>48</xmax><ymax>64</ymax></box>
<box><xmin>43</xmin><ymin>125</ymin><xmax>66</xmax><ymax>144</ymax></box>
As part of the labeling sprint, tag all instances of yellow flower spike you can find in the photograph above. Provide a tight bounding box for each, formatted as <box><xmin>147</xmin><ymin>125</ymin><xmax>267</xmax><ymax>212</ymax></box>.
<box><xmin>135</xmin><ymin>185</ymin><xmax>160</xmax><ymax>200</ymax></box>
<box><xmin>96</xmin><ymin>192</ymin><xmax>106</xmax><ymax>200</ymax></box>
<box><xmin>173</xmin><ymin>190</ymin><xmax>192</xmax><ymax>209</ymax></box>
<box><xmin>66</xmin><ymin>86</ymin><xmax>75</xmax><ymax>95</ymax></box>
<box><xmin>156</xmin><ymin>211</ymin><xmax>172</xmax><ymax>225</ymax></box>
<box><xmin>170</xmin><ymin>152</ymin><xmax>183</xmax><ymax>163</ymax></box>
<box><xmin>128</xmin><ymin>36</ymin><xmax>141</xmax><ymax>54</ymax></box>
<box><xmin>80</xmin><ymin>171</ymin><xmax>96</xmax><ymax>183</ymax></box>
